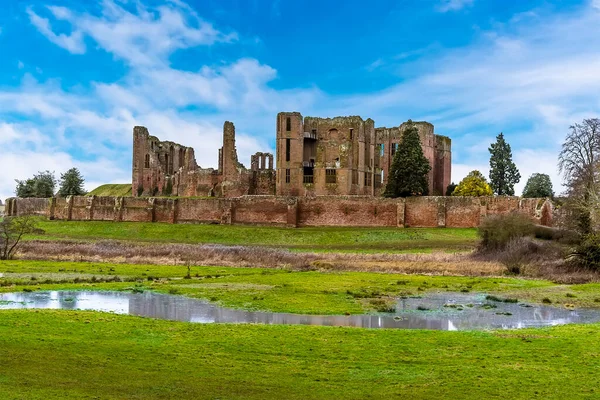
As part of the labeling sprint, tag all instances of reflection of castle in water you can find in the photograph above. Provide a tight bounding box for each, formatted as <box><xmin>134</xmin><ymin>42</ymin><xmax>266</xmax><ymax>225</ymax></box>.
<box><xmin>3</xmin><ymin>291</ymin><xmax>600</xmax><ymax>331</ymax></box>
<box><xmin>127</xmin><ymin>292</ymin><xmax>452</xmax><ymax>329</ymax></box>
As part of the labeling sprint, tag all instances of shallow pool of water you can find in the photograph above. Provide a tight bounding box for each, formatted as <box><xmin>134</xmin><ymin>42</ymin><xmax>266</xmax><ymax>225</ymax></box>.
<box><xmin>1</xmin><ymin>291</ymin><xmax>599</xmax><ymax>330</ymax></box>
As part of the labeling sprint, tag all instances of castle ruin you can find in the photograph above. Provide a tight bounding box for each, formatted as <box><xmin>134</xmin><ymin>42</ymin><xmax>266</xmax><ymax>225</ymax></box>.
<box><xmin>132</xmin><ymin>122</ymin><xmax>275</xmax><ymax>197</ymax></box>
<box><xmin>131</xmin><ymin>113</ymin><xmax>451</xmax><ymax>198</ymax></box>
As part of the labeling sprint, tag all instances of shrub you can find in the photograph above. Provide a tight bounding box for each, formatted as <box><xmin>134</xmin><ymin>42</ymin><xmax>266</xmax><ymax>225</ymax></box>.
<box><xmin>533</xmin><ymin>225</ymin><xmax>580</xmax><ymax>244</ymax></box>
<box><xmin>478</xmin><ymin>213</ymin><xmax>535</xmax><ymax>250</ymax></box>
<box><xmin>570</xmin><ymin>233</ymin><xmax>600</xmax><ymax>271</ymax></box>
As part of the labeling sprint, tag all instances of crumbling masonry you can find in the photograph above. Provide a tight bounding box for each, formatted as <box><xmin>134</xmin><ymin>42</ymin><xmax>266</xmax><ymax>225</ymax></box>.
<box><xmin>132</xmin><ymin>122</ymin><xmax>275</xmax><ymax>197</ymax></box>
<box><xmin>132</xmin><ymin>113</ymin><xmax>451</xmax><ymax>198</ymax></box>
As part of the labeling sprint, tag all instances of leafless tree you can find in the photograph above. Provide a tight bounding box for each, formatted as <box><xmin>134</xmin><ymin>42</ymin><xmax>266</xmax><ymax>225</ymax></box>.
<box><xmin>0</xmin><ymin>215</ymin><xmax>41</xmax><ymax>260</ymax></box>
<box><xmin>558</xmin><ymin>118</ymin><xmax>600</xmax><ymax>232</ymax></box>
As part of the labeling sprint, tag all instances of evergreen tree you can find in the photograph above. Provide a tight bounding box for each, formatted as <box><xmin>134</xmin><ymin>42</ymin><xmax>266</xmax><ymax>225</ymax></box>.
<box><xmin>489</xmin><ymin>133</ymin><xmax>520</xmax><ymax>195</ymax></box>
<box><xmin>522</xmin><ymin>173</ymin><xmax>553</xmax><ymax>198</ymax></box>
<box><xmin>383</xmin><ymin>121</ymin><xmax>431</xmax><ymax>198</ymax></box>
<box><xmin>58</xmin><ymin>168</ymin><xmax>86</xmax><ymax>197</ymax></box>
<box><xmin>15</xmin><ymin>171</ymin><xmax>56</xmax><ymax>198</ymax></box>
<box><xmin>445</xmin><ymin>182</ymin><xmax>457</xmax><ymax>196</ymax></box>
<box><xmin>452</xmin><ymin>170</ymin><xmax>493</xmax><ymax>196</ymax></box>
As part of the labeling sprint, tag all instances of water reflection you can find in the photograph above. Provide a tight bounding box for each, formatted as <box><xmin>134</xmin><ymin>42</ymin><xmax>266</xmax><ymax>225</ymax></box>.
<box><xmin>1</xmin><ymin>291</ymin><xmax>599</xmax><ymax>331</ymax></box>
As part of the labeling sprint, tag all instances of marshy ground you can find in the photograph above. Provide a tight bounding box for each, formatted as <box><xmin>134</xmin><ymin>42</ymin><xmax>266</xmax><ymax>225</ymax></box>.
<box><xmin>2</xmin><ymin>220</ymin><xmax>600</xmax><ymax>399</ymax></box>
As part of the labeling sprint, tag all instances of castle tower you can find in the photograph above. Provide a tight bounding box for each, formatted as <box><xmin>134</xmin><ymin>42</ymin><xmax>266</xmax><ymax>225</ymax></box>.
<box><xmin>132</xmin><ymin>126</ymin><xmax>150</xmax><ymax>197</ymax></box>
<box><xmin>276</xmin><ymin>112</ymin><xmax>304</xmax><ymax>196</ymax></box>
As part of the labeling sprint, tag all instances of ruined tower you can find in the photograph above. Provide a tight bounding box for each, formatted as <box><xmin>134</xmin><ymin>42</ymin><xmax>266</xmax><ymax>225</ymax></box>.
<box><xmin>275</xmin><ymin>113</ymin><xmax>451</xmax><ymax>196</ymax></box>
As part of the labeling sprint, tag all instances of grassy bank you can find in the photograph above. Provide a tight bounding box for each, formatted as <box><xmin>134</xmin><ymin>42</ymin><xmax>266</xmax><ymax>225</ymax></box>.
<box><xmin>86</xmin><ymin>184</ymin><xmax>132</xmax><ymax>197</ymax></box>
<box><xmin>31</xmin><ymin>220</ymin><xmax>478</xmax><ymax>252</ymax></box>
<box><xmin>2</xmin><ymin>260</ymin><xmax>600</xmax><ymax>313</ymax></box>
<box><xmin>0</xmin><ymin>310</ymin><xmax>599</xmax><ymax>399</ymax></box>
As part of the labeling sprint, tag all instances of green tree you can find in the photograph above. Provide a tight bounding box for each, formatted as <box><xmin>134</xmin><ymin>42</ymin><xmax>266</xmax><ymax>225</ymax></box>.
<box><xmin>489</xmin><ymin>133</ymin><xmax>520</xmax><ymax>195</ymax></box>
<box><xmin>383</xmin><ymin>121</ymin><xmax>431</xmax><ymax>198</ymax></box>
<box><xmin>15</xmin><ymin>171</ymin><xmax>56</xmax><ymax>198</ymax></box>
<box><xmin>445</xmin><ymin>182</ymin><xmax>457</xmax><ymax>196</ymax></box>
<box><xmin>58</xmin><ymin>168</ymin><xmax>86</xmax><ymax>197</ymax></box>
<box><xmin>522</xmin><ymin>173</ymin><xmax>553</xmax><ymax>198</ymax></box>
<box><xmin>452</xmin><ymin>170</ymin><xmax>493</xmax><ymax>196</ymax></box>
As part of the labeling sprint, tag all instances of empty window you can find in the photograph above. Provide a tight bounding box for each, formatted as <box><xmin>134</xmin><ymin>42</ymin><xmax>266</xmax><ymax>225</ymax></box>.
<box><xmin>286</xmin><ymin>117</ymin><xmax>291</xmax><ymax>131</ymax></box>
<box><xmin>391</xmin><ymin>143</ymin><xmax>399</xmax><ymax>156</ymax></box>
<box><xmin>349</xmin><ymin>128</ymin><xmax>354</xmax><ymax>140</ymax></box>
<box><xmin>285</xmin><ymin>169</ymin><xmax>291</xmax><ymax>183</ymax></box>
<box><xmin>144</xmin><ymin>154</ymin><xmax>150</xmax><ymax>168</ymax></box>
<box><xmin>364</xmin><ymin>172</ymin><xmax>372</xmax><ymax>187</ymax></box>
<box><xmin>380</xmin><ymin>144</ymin><xmax>384</xmax><ymax>157</ymax></box>
<box><xmin>285</xmin><ymin>139</ymin><xmax>291</xmax><ymax>162</ymax></box>
<box><xmin>326</xmin><ymin>168</ymin><xmax>336</xmax><ymax>184</ymax></box>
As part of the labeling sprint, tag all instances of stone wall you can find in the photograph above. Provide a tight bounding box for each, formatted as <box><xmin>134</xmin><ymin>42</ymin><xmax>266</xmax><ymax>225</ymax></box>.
<box><xmin>6</xmin><ymin>196</ymin><xmax>553</xmax><ymax>228</ymax></box>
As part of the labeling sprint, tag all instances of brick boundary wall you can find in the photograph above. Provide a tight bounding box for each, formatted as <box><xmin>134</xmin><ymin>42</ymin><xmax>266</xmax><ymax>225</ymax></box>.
<box><xmin>5</xmin><ymin>196</ymin><xmax>553</xmax><ymax>228</ymax></box>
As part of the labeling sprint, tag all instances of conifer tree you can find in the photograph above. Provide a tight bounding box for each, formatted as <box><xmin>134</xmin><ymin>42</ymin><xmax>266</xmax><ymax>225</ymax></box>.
<box><xmin>383</xmin><ymin>121</ymin><xmax>431</xmax><ymax>198</ymax></box>
<box><xmin>58</xmin><ymin>168</ymin><xmax>86</xmax><ymax>197</ymax></box>
<box><xmin>489</xmin><ymin>133</ymin><xmax>520</xmax><ymax>195</ymax></box>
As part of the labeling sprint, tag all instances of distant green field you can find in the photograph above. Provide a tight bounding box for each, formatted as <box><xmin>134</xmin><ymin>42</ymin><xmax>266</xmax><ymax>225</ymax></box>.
<box><xmin>1</xmin><ymin>310</ymin><xmax>600</xmax><ymax>399</ymax></box>
<box><xmin>31</xmin><ymin>220</ymin><xmax>479</xmax><ymax>252</ymax></box>
<box><xmin>87</xmin><ymin>184</ymin><xmax>132</xmax><ymax>197</ymax></box>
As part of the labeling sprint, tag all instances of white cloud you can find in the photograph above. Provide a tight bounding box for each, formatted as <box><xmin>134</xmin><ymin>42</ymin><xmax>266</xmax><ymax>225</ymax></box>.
<box><xmin>26</xmin><ymin>6</ymin><xmax>86</xmax><ymax>54</ymax></box>
<box><xmin>28</xmin><ymin>0</ymin><xmax>237</xmax><ymax>66</ymax></box>
<box><xmin>437</xmin><ymin>0</ymin><xmax>475</xmax><ymax>12</ymax></box>
<box><xmin>17</xmin><ymin>61</ymin><xmax>24</xmax><ymax>69</ymax></box>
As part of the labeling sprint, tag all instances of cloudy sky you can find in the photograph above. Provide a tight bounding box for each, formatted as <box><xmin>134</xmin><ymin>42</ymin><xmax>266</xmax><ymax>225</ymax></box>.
<box><xmin>1</xmin><ymin>0</ymin><xmax>600</xmax><ymax>200</ymax></box>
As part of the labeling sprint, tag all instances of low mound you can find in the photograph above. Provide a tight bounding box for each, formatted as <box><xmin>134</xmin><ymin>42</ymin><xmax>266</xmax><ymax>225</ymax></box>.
<box><xmin>87</xmin><ymin>184</ymin><xmax>132</xmax><ymax>197</ymax></box>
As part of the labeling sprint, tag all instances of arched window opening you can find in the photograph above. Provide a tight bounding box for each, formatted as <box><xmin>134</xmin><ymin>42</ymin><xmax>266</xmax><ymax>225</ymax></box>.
<box><xmin>144</xmin><ymin>154</ymin><xmax>150</xmax><ymax>168</ymax></box>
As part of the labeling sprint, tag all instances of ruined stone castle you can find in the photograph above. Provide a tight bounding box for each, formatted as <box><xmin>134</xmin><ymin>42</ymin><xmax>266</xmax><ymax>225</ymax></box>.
<box><xmin>131</xmin><ymin>112</ymin><xmax>451</xmax><ymax>198</ymax></box>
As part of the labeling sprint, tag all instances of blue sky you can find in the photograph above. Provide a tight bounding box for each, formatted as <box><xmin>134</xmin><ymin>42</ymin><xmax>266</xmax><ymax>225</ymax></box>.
<box><xmin>1</xmin><ymin>0</ymin><xmax>600</xmax><ymax>199</ymax></box>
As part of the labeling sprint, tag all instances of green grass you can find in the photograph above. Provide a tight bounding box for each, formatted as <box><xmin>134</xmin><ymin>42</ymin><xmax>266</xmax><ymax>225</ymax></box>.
<box><xmin>3</xmin><ymin>260</ymin><xmax>600</xmax><ymax>313</ymax></box>
<box><xmin>87</xmin><ymin>184</ymin><xmax>132</xmax><ymax>197</ymax></box>
<box><xmin>30</xmin><ymin>220</ymin><xmax>478</xmax><ymax>252</ymax></box>
<box><xmin>1</xmin><ymin>310</ymin><xmax>599</xmax><ymax>399</ymax></box>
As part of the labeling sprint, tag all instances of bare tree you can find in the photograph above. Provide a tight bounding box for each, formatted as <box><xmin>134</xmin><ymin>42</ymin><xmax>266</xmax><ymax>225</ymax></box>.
<box><xmin>0</xmin><ymin>215</ymin><xmax>41</xmax><ymax>260</ymax></box>
<box><xmin>558</xmin><ymin>118</ymin><xmax>600</xmax><ymax>233</ymax></box>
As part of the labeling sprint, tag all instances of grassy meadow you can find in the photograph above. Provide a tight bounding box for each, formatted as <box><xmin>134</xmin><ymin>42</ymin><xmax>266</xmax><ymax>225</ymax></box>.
<box><xmin>30</xmin><ymin>220</ymin><xmax>478</xmax><ymax>252</ymax></box>
<box><xmin>1</xmin><ymin>309</ymin><xmax>599</xmax><ymax>399</ymax></box>
<box><xmin>3</xmin><ymin>220</ymin><xmax>600</xmax><ymax>399</ymax></box>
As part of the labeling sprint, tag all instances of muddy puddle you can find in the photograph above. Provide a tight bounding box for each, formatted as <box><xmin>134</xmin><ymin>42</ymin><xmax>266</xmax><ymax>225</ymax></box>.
<box><xmin>1</xmin><ymin>291</ymin><xmax>599</xmax><ymax>330</ymax></box>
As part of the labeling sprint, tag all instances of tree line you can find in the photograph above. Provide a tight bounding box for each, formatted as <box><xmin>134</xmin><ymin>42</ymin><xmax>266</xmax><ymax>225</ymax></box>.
<box><xmin>15</xmin><ymin>168</ymin><xmax>86</xmax><ymax>198</ymax></box>
<box><xmin>383</xmin><ymin>123</ymin><xmax>553</xmax><ymax>199</ymax></box>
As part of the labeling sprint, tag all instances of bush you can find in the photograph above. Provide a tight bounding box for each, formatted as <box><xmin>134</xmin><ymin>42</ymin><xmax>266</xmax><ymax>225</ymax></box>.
<box><xmin>533</xmin><ymin>225</ymin><xmax>580</xmax><ymax>244</ymax></box>
<box><xmin>478</xmin><ymin>213</ymin><xmax>535</xmax><ymax>250</ymax></box>
<box><xmin>570</xmin><ymin>233</ymin><xmax>600</xmax><ymax>271</ymax></box>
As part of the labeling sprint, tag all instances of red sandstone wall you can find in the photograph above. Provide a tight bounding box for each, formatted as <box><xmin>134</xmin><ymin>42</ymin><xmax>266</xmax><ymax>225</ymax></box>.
<box><xmin>94</xmin><ymin>196</ymin><xmax>118</xmax><ymax>221</ymax></box>
<box><xmin>298</xmin><ymin>196</ymin><xmax>398</xmax><ymax>227</ymax></box>
<box><xmin>404</xmin><ymin>197</ymin><xmax>440</xmax><ymax>228</ymax></box>
<box><xmin>121</xmin><ymin>197</ymin><xmax>152</xmax><ymax>222</ymax></box>
<box><xmin>54</xmin><ymin>198</ymin><xmax>69</xmax><ymax>220</ymax></box>
<box><xmin>234</xmin><ymin>196</ymin><xmax>288</xmax><ymax>225</ymax></box>
<box><xmin>445</xmin><ymin>197</ymin><xmax>481</xmax><ymax>228</ymax></box>
<box><xmin>7</xmin><ymin>195</ymin><xmax>553</xmax><ymax>228</ymax></box>
<box><xmin>177</xmin><ymin>198</ymin><xmax>224</xmax><ymax>223</ymax></box>
<box><xmin>13</xmin><ymin>198</ymin><xmax>50</xmax><ymax>217</ymax></box>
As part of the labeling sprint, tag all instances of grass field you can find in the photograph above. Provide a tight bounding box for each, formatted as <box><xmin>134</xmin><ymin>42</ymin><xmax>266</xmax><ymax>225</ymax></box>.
<box><xmin>2</xmin><ymin>260</ymin><xmax>599</xmax><ymax>313</ymax></box>
<box><xmin>31</xmin><ymin>220</ymin><xmax>479</xmax><ymax>252</ymax></box>
<box><xmin>1</xmin><ymin>309</ymin><xmax>599</xmax><ymax>399</ymax></box>
<box><xmin>86</xmin><ymin>184</ymin><xmax>132</xmax><ymax>197</ymax></box>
